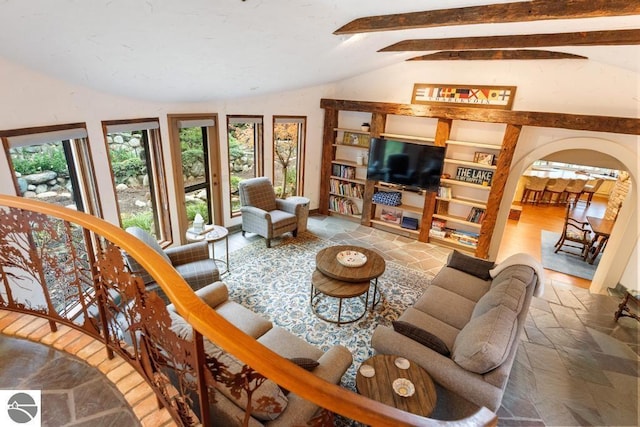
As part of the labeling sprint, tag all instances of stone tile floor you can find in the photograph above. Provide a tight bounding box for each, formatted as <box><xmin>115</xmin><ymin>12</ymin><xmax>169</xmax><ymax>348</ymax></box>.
<box><xmin>1</xmin><ymin>214</ymin><xmax>637</xmax><ymax>426</ymax></box>
<box><xmin>0</xmin><ymin>335</ymin><xmax>139</xmax><ymax>427</ymax></box>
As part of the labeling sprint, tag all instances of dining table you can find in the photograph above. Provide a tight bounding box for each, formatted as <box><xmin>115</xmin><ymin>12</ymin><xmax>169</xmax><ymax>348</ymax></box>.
<box><xmin>586</xmin><ymin>216</ymin><xmax>615</xmax><ymax>264</ymax></box>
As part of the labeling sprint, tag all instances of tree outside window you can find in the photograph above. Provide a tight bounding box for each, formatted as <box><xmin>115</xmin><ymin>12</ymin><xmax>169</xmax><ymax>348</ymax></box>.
<box><xmin>273</xmin><ymin>116</ymin><xmax>305</xmax><ymax>198</ymax></box>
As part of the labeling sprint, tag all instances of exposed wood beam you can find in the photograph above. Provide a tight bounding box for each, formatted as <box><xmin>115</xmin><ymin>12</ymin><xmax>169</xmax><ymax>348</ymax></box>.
<box><xmin>379</xmin><ymin>29</ymin><xmax>640</xmax><ymax>52</ymax></box>
<box><xmin>320</xmin><ymin>99</ymin><xmax>640</xmax><ymax>136</ymax></box>
<box><xmin>407</xmin><ymin>50</ymin><xmax>588</xmax><ymax>61</ymax></box>
<box><xmin>334</xmin><ymin>1</ymin><xmax>640</xmax><ymax>34</ymax></box>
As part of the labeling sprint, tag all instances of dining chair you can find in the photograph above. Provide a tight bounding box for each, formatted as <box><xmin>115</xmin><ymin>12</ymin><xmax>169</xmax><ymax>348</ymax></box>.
<box><xmin>554</xmin><ymin>203</ymin><xmax>592</xmax><ymax>259</ymax></box>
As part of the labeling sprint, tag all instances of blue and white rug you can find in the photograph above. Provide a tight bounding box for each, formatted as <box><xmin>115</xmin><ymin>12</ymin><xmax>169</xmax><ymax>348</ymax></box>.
<box><xmin>224</xmin><ymin>232</ymin><xmax>435</xmax><ymax>391</ymax></box>
<box><xmin>540</xmin><ymin>230</ymin><xmax>599</xmax><ymax>280</ymax></box>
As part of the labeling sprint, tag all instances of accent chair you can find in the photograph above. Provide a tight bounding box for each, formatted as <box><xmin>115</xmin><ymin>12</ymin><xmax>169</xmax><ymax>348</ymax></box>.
<box><xmin>554</xmin><ymin>203</ymin><xmax>592</xmax><ymax>259</ymax></box>
<box><xmin>124</xmin><ymin>226</ymin><xmax>220</xmax><ymax>301</ymax></box>
<box><xmin>238</xmin><ymin>177</ymin><xmax>299</xmax><ymax>248</ymax></box>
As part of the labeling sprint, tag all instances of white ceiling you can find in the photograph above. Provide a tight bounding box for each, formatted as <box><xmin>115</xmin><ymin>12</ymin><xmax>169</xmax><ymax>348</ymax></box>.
<box><xmin>1</xmin><ymin>0</ymin><xmax>638</xmax><ymax>102</ymax></box>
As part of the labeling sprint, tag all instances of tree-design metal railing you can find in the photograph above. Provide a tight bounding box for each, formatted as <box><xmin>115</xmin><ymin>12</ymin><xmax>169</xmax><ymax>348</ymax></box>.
<box><xmin>0</xmin><ymin>195</ymin><xmax>496</xmax><ymax>427</ymax></box>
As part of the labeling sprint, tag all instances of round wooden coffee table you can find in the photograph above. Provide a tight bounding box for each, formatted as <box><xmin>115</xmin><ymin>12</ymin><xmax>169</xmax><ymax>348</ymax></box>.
<box><xmin>356</xmin><ymin>354</ymin><xmax>437</xmax><ymax>417</ymax></box>
<box><xmin>310</xmin><ymin>245</ymin><xmax>385</xmax><ymax>324</ymax></box>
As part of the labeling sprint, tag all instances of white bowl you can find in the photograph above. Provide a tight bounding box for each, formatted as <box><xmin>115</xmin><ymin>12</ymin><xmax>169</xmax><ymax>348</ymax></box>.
<box><xmin>336</xmin><ymin>250</ymin><xmax>367</xmax><ymax>267</ymax></box>
<box><xmin>392</xmin><ymin>378</ymin><xmax>415</xmax><ymax>397</ymax></box>
<box><xmin>394</xmin><ymin>357</ymin><xmax>410</xmax><ymax>369</ymax></box>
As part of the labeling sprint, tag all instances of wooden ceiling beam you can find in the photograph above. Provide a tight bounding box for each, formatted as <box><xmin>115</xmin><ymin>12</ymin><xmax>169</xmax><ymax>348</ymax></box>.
<box><xmin>319</xmin><ymin>98</ymin><xmax>640</xmax><ymax>136</ymax></box>
<box><xmin>334</xmin><ymin>1</ymin><xmax>640</xmax><ymax>34</ymax></box>
<box><xmin>407</xmin><ymin>50</ymin><xmax>588</xmax><ymax>61</ymax></box>
<box><xmin>379</xmin><ymin>29</ymin><xmax>640</xmax><ymax>52</ymax></box>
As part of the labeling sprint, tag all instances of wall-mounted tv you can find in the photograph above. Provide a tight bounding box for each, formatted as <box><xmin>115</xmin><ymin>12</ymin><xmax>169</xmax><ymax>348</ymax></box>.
<box><xmin>366</xmin><ymin>138</ymin><xmax>446</xmax><ymax>192</ymax></box>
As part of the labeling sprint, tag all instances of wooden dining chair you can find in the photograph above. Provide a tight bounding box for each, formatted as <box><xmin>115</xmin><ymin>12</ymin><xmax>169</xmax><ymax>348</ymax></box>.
<box><xmin>554</xmin><ymin>203</ymin><xmax>592</xmax><ymax>259</ymax></box>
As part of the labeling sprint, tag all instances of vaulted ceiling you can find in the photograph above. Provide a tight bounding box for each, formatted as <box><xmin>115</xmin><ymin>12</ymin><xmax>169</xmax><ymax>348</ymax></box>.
<box><xmin>0</xmin><ymin>0</ymin><xmax>638</xmax><ymax>102</ymax></box>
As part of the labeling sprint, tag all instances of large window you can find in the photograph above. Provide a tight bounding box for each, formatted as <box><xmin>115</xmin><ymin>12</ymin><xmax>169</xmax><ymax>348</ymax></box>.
<box><xmin>104</xmin><ymin>119</ymin><xmax>170</xmax><ymax>241</ymax></box>
<box><xmin>272</xmin><ymin>116</ymin><xmax>306</xmax><ymax>198</ymax></box>
<box><xmin>227</xmin><ymin>115</ymin><xmax>263</xmax><ymax>215</ymax></box>
<box><xmin>1</xmin><ymin>124</ymin><xmax>101</xmax><ymax>215</ymax></box>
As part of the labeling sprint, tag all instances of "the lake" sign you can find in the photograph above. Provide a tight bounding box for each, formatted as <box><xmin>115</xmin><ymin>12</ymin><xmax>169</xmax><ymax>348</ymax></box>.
<box><xmin>455</xmin><ymin>167</ymin><xmax>494</xmax><ymax>186</ymax></box>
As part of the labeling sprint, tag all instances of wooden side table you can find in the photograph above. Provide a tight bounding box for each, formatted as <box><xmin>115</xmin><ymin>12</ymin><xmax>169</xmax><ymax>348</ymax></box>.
<box><xmin>614</xmin><ymin>291</ymin><xmax>639</xmax><ymax>322</ymax></box>
<box><xmin>356</xmin><ymin>354</ymin><xmax>437</xmax><ymax>417</ymax></box>
<box><xmin>310</xmin><ymin>270</ymin><xmax>371</xmax><ymax>325</ymax></box>
<box><xmin>186</xmin><ymin>224</ymin><xmax>229</xmax><ymax>275</ymax></box>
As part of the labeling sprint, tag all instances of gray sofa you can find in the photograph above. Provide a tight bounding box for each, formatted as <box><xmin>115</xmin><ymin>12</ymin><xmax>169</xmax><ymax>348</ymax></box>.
<box><xmin>371</xmin><ymin>251</ymin><xmax>543</xmax><ymax>412</ymax></box>
<box><xmin>168</xmin><ymin>281</ymin><xmax>353</xmax><ymax>426</ymax></box>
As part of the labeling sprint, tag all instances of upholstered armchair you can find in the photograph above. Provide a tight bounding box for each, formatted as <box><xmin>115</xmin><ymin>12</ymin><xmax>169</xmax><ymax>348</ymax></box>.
<box><xmin>238</xmin><ymin>177</ymin><xmax>299</xmax><ymax>248</ymax></box>
<box><xmin>123</xmin><ymin>226</ymin><xmax>220</xmax><ymax>301</ymax></box>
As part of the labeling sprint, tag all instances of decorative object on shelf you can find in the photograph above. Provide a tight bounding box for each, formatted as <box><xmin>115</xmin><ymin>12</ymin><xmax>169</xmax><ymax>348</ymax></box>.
<box><xmin>473</xmin><ymin>152</ymin><xmax>495</xmax><ymax>166</ymax></box>
<box><xmin>372</xmin><ymin>190</ymin><xmax>402</xmax><ymax>206</ymax></box>
<box><xmin>192</xmin><ymin>213</ymin><xmax>204</xmax><ymax>233</ymax></box>
<box><xmin>455</xmin><ymin>167</ymin><xmax>494</xmax><ymax>186</ymax></box>
<box><xmin>380</xmin><ymin>206</ymin><xmax>402</xmax><ymax>224</ymax></box>
<box><xmin>392</xmin><ymin>378</ymin><xmax>415</xmax><ymax>397</ymax></box>
<box><xmin>336</xmin><ymin>250</ymin><xmax>367</xmax><ymax>267</ymax></box>
<box><xmin>401</xmin><ymin>216</ymin><xmax>419</xmax><ymax>230</ymax></box>
<box><xmin>343</xmin><ymin>131</ymin><xmax>369</xmax><ymax>147</ymax></box>
<box><xmin>361</xmin><ymin>122</ymin><xmax>370</xmax><ymax>132</ymax></box>
<box><xmin>411</xmin><ymin>83</ymin><xmax>517</xmax><ymax>110</ymax></box>
<box><xmin>436</xmin><ymin>200</ymin><xmax>449</xmax><ymax>214</ymax></box>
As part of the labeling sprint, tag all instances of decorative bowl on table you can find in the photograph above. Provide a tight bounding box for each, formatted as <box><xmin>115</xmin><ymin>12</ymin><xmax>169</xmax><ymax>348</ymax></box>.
<box><xmin>392</xmin><ymin>378</ymin><xmax>415</xmax><ymax>397</ymax></box>
<box><xmin>336</xmin><ymin>250</ymin><xmax>367</xmax><ymax>267</ymax></box>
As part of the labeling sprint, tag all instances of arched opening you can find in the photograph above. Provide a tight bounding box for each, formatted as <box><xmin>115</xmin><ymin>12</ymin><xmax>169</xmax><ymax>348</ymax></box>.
<box><xmin>493</xmin><ymin>137</ymin><xmax>637</xmax><ymax>295</ymax></box>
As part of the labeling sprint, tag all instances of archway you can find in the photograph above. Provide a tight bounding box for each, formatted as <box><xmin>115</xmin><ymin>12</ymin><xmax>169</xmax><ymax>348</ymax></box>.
<box><xmin>493</xmin><ymin>137</ymin><xmax>637</xmax><ymax>294</ymax></box>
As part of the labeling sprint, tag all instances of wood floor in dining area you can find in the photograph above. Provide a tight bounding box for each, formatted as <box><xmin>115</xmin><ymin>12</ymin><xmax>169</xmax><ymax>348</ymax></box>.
<box><xmin>497</xmin><ymin>197</ymin><xmax>608</xmax><ymax>289</ymax></box>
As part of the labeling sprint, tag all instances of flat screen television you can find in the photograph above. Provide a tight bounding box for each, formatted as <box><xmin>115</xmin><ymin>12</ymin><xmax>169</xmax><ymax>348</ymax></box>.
<box><xmin>366</xmin><ymin>138</ymin><xmax>446</xmax><ymax>192</ymax></box>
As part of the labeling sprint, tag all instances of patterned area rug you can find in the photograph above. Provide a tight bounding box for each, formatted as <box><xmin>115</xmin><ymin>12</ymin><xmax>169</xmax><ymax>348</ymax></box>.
<box><xmin>224</xmin><ymin>232</ymin><xmax>435</xmax><ymax>391</ymax></box>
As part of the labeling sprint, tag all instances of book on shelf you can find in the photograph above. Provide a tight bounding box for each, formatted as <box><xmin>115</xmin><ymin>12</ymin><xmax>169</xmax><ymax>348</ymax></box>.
<box><xmin>332</xmin><ymin>164</ymin><xmax>356</xmax><ymax>179</ymax></box>
<box><xmin>466</xmin><ymin>207</ymin><xmax>486</xmax><ymax>223</ymax></box>
<box><xmin>437</xmin><ymin>186</ymin><xmax>452</xmax><ymax>199</ymax></box>
<box><xmin>329</xmin><ymin>178</ymin><xmax>363</xmax><ymax>198</ymax></box>
<box><xmin>449</xmin><ymin>229</ymin><xmax>479</xmax><ymax>247</ymax></box>
<box><xmin>329</xmin><ymin>195</ymin><xmax>360</xmax><ymax>216</ymax></box>
<box><xmin>429</xmin><ymin>229</ymin><xmax>447</xmax><ymax>239</ymax></box>
<box><xmin>431</xmin><ymin>218</ymin><xmax>447</xmax><ymax>231</ymax></box>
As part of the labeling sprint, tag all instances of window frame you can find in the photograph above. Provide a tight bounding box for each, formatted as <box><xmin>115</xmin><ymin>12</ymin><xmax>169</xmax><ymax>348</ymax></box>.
<box><xmin>1</xmin><ymin>122</ymin><xmax>103</xmax><ymax>217</ymax></box>
<box><xmin>102</xmin><ymin>118</ymin><xmax>171</xmax><ymax>244</ymax></box>
<box><xmin>272</xmin><ymin>115</ymin><xmax>306</xmax><ymax>198</ymax></box>
<box><xmin>226</xmin><ymin>115</ymin><xmax>264</xmax><ymax>217</ymax></box>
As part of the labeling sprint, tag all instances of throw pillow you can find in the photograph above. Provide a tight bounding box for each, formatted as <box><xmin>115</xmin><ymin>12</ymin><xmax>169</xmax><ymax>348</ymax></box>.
<box><xmin>447</xmin><ymin>250</ymin><xmax>495</xmax><ymax>280</ymax></box>
<box><xmin>451</xmin><ymin>305</ymin><xmax>517</xmax><ymax>374</ymax></box>
<box><xmin>392</xmin><ymin>320</ymin><xmax>450</xmax><ymax>357</ymax></box>
<box><xmin>289</xmin><ymin>357</ymin><xmax>319</xmax><ymax>371</ymax></box>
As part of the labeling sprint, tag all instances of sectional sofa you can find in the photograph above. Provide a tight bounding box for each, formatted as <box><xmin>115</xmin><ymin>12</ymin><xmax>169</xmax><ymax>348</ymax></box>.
<box><xmin>372</xmin><ymin>251</ymin><xmax>544</xmax><ymax>412</ymax></box>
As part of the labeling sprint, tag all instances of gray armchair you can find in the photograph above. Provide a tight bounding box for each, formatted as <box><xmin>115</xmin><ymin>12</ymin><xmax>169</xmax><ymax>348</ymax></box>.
<box><xmin>123</xmin><ymin>226</ymin><xmax>220</xmax><ymax>301</ymax></box>
<box><xmin>238</xmin><ymin>177</ymin><xmax>299</xmax><ymax>248</ymax></box>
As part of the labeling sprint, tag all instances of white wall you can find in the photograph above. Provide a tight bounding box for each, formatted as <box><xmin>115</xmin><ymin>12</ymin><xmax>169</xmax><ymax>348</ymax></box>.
<box><xmin>1</xmin><ymin>55</ymin><xmax>638</xmax><ymax>292</ymax></box>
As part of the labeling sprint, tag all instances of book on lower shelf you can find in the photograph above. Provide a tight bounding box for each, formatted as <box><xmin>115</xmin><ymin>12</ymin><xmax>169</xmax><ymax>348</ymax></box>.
<box><xmin>332</xmin><ymin>164</ymin><xmax>356</xmax><ymax>179</ymax></box>
<box><xmin>466</xmin><ymin>207</ymin><xmax>486</xmax><ymax>223</ymax></box>
<box><xmin>329</xmin><ymin>195</ymin><xmax>360</xmax><ymax>216</ymax></box>
<box><xmin>449</xmin><ymin>229</ymin><xmax>479</xmax><ymax>247</ymax></box>
<box><xmin>431</xmin><ymin>218</ymin><xmax>447</xmax><ymax>231</ymax></box>
<box><xmin>329</xmin><ymin>178</ymin><xmax>363</xmax><ymax>198</ymax></box>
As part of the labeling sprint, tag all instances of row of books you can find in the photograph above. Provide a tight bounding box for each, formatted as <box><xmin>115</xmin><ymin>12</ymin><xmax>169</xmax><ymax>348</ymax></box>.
<box><xmin>329</xmin><ymin>195</ymin><xmax>360</xmax><ymax>215</ymax></box>
<box><xmin>430</xmin><ymin>219</ymin><xmax>479</xmax><ymax>247</ymax></box>
<box><xmin>330</xmin><ymin>179</ymin><xmax>364</xmax><ymax>198</ymax></box>
<box><xmin>466</xmin><ymin>207</ymin><xmax>486</xmax><ymax>224</ymax></box>
<box><xmin>331</xmin><ymin>164</ymin><xmax>356</xmax><ymax>180</ymax></box>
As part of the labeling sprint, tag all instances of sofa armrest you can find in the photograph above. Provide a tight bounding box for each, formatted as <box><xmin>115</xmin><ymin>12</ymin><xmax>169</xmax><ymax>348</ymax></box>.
<box><xmin>165</xmin><ymin>240</ymin><xmax>209</xmax><ymax>266</ymax></box>
<box><xmin>241</xmin><ymin>205</ymin><xmax>271</xmax><ymax>220</ymax></box>
<box><xmin>194</xmin><ymin>281</ymin><xmax>230</xmax><ymax>309</ymax></box>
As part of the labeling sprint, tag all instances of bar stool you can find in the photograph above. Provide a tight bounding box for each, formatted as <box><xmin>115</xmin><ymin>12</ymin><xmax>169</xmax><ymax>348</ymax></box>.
<box><xmin>562</xmin><ymin>179</ymin><xmax>588</xmax><ymax>207</ymax></box>
<box><xmin>521</xmin><ymin>176</ymin><xmax>549</xmax><ymax>204</ymax></box>
<box><xmin>542</xmin><ymin>178</ymin><xmax>570</xmax><ymax>204</ymax></box>
<box><xmin>579</xmin><ymin>178</ymin><xmax>604</xmax><ymax>206</ymax></box>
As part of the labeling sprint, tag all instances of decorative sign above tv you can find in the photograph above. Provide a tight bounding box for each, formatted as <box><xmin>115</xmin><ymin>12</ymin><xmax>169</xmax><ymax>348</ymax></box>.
<box><xmin>411</xmin><ymin>83</ymin><xmax>516</xmax><ymax>110</ymax></box>
<box><xmin>455</xmin><ymin>167</ymin><xmax>494</xmax><ymax>186</ymax></box>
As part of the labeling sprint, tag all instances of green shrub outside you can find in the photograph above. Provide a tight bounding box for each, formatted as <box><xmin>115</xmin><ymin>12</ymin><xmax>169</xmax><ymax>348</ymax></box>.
<box><xmin>121</xmin><ymin>210</ymin><xmax>154</xmax><ymax>233</ymax></box>
<box><xmin>186</xmin><ymin>200</ymin><xmax>209</xmax><ymax>223</ymax></box>
<box><xmin>11</xmin><ymin>146</ymin><xmax>68</xmax><ymax>176</ymax></box>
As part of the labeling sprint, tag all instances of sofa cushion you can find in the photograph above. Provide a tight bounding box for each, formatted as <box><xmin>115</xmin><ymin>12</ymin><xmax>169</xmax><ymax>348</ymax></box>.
<box><xmin>392</xmin><ymin>320</ymin><xmax>450</xmax><ymax>357</ymax></box>
<box><xmin>430</xmin><ymin>267</ymin><xmax>492</xmax><ymax>302</ymax></box>
<box><xmin>472</xmin><ymin>280</ymin><xmax>527</xmax><ymax>318</ymax></box>
<box><xmin>413</xmin><ymin>285</ymin><xmax>476</xmax><ymax>330</ymax></box>
<box><xmin>452</xmin><ymin>305</ymin><xmax>518</xmax><ymax>374</ymax></box>
<box><xmin>490</xmin><ymin>264</ymin><xmax>536</xmax><ymax>289</ymax></box>
<box><xmin>397</xmin><ymin>307</ymin><xmax>460</xmax><ymax>351</ymax></box>
<box><xmin>447</xmin><ymin>250</ymin><xmax>495</xmax><ymax>280</ymax></box>
<box><xmin>203</xmin><ymin>339</ymin><xmax>288</xmax><ymax>421</ymax></box>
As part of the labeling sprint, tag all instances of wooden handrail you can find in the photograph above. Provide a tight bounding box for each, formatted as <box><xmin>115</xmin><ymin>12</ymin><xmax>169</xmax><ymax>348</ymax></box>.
<box><xmin>0</xmin><ymin>194</ymin><xmax>497</xmax><ymax>427</ymax></box>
